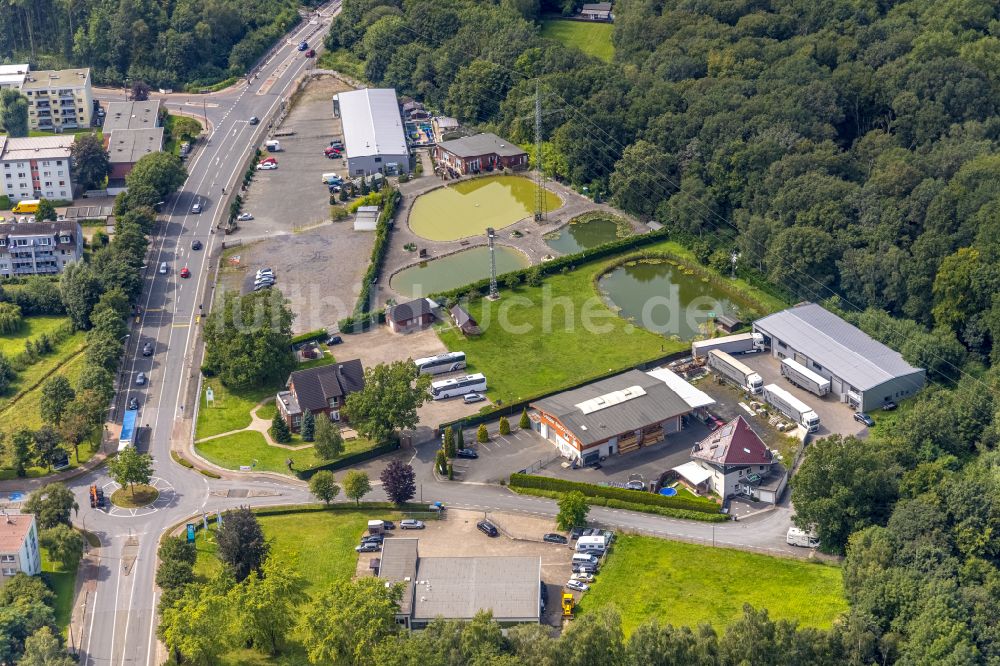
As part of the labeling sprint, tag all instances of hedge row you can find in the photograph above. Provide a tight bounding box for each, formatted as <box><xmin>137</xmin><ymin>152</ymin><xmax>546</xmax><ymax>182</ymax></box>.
<box><xmin>509</xmin><ymin>473</ymin><xmax>720</xmax><ymax>514</ymax></box>
<box><xmin>352</xmin><ymin>187</ymin><xmax>401</xmax><ymax>317</ymax></box>
<box><xmin>512</xmin><ymin>486</ymin><xmax>728</xmax><ymax>523</ymax></box>
<box><xmin>296</xmin><ymin>441</ymin><xmax>400</xmax><ymax>479</ymax></box>
<box><xmin>250</xmin><ymin>501</ymin><xmax>431</xmax><ymax>518</ymax></box>
<box><xmin>290</xmin><ymin>328</ymin><xmax>328</xmax><ymax>346</ymax></box>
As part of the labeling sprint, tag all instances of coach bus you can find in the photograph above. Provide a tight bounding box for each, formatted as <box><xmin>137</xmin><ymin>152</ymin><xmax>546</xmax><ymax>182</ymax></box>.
<box><xmin>430</xmin><ymin>373</ymin><xmax>487</xmax><ymax>400</ymax></box>
<box><xmin>414</xmin><ymin>351</ymin><xmax>467</xmax><ymax>375</ymax></box>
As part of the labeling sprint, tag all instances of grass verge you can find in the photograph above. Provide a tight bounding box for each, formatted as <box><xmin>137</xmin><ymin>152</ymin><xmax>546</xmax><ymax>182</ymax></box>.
<box><xmin>194</xmin><ymin>430</ymin><xmax>375</xmax><ymax>476</ymax></box>
<box><xmin>577</xmin><ymin>535</ymin><xmax>847</xmax><ymax>634</ymax></box>
<box><xmin>511</xmin><ymin>485</ymin><xmax>728</xmax><ymax>522</ymax></box>
<box><xmin>40</xmin><ymin>548</ymin><xmax>76</xmax><ymax>633</ymax></box>
<box><xmin>316</xmin><ymin>48</ymin><xmax>366</xmax><ymax>80</ymax></box>
<box><xmin>111</xmin><ymin>484</ymin><xmax>159</xmax><ymax>508</ymax></box>
<box><xmin>540</xmin><ymin>20</ymin><xmax>615</xmax><ymax>62</ymax></box>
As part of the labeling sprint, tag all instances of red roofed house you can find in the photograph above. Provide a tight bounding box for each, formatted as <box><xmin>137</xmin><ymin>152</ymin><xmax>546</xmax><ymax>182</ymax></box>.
<box><xmin>688</xmin><ymin>416</ymin><xmax>787</xmax><ymax>503</ymax></box>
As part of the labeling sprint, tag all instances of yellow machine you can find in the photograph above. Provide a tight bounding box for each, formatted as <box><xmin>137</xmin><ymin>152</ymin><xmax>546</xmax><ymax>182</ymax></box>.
<box><xmin>561</xmin><ymin>593</ymin><xmax>575</xmax><ymax>618</ymax></box>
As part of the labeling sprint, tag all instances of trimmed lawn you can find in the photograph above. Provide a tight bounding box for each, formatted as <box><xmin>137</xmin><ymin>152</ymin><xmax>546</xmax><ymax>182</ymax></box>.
<box><xmin>577</xmin><ymin>535</ymin><xmax>848</xmax><ymax>634</ymax></box>
<box><xmin>40</xmin><ymin>548</ymin><xmax>76</xmax><ymax>633</ymax></box>
<box><xmin>540</xmin><ymin>20</ymin><xmax>615</xmax><ymax>62</ymax></box>
<box><xmin>195</xmin><ymin>430</ymin><xmax>375</xmax><ymax>475</ymax></box>
<box><xmin>0</xmin><ymin>315</ymin><xmax>71</xmax><ymax>356</ymax></box>
<box><xmin>437</xmin><ymin>240</ymin><xmax>782</xmax><ymax>404</ymax></box>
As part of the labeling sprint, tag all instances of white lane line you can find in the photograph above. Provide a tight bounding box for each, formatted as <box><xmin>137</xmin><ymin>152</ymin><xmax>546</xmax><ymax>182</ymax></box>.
<box><xmin>119</xmin><ymin>543</ymin><xmax>142</xmax><ymax>665</ymax></box>
<box><xmin>83</xmin><ymin>578</ymin><xmax>99</xmax><ymax>666</ymax></box>
<box><xmin>107</xmin><ymin>548</ymin><xmax>124</xmax><ymax>666</ymax></box>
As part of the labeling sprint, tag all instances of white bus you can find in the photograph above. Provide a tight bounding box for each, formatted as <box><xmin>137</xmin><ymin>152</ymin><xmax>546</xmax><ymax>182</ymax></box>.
<box><xmin>430</xmin><ymin>373</ymin><xmax>487</xmax><ymax>400</ymax></box>
<box><xmin>414</xmin><ymin>351</ymin><xmax>467</xmax><ymax>376</ymax></box>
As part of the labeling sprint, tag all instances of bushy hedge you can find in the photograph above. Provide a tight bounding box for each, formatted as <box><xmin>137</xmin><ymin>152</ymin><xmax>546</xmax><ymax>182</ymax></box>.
<box><xmin>296</xmin><ymin>441</ymin><xmax>400</xmax><ymax>479</ymax></box>
<box><xmin>347</xmin><ymin>187</ymin><xmax>401</xmax><ymax>328</ymax></box>
<box><xmin>290</xmin><ymin>328</ymin><xmax>327</xmax><ymax>345</ymax></box>
<box><xmin>512</xmin><ymin>486</ymin><xmax>728</xmax><ymax>523</ymax></box>
<box><xmin>509</xmin><ymin>473</ymin><xmax>720</xmax><ymax>514</ymax></box>
<box><xmin>337</xmin><ymin>309</ymin><xmax>385</xmax><ymax>334</ymax></box>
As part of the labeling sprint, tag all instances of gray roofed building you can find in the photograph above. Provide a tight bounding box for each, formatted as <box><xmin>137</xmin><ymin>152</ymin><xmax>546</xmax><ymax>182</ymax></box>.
<box><xmin>436</xmin><ymin>133</ymin><xmax>526</xmax><ymax>159</ymax></box>
<box><xmin>580</xmin><ymin>2</ymin><xmax>613</xmax><ymax>20</ymax></box>
<box><xmin>435</xmin><ymin>133</ymin><xmax>529</xmax><ymax>175</ymax></box>
<box><xmin>333</xmin><ymin>88</ymin><xmax>410</xmax><ymax>176</ymax></box>
<box><xmin>753</xmin><ymin>303</ymin><xmax>925</xmax><ymax>411</ymax></box>
<box><xmin>276</xmin><ymin>359</ymin><xmax>365</xmax><ymax>431</ymax></box>
<box><xmin>378</xmin><ymin>538</ymin><xmax>540</xmax><ymax>628</ymax></box>
<box><xmin>530</xmin><ymin>369</ymin><xmax>694</xmax><ymax>463</ymax></box>
<box><xmin>107</xmin><ymin>127</ymin><xmax>165</xmax><ymax>164</ymax></box>
<box><xmin>102</xmin><ymin>100</ymin><xmax>162</xmax><ymax>132</ymax></box>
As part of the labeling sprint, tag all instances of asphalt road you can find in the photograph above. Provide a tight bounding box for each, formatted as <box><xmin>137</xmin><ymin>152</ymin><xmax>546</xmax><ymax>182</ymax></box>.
<box><xmin>62</xmin><ymin>5</ymin><xmax>796</xmax><ymax>663</ymax></box>
<box><xmin>68</xmin><ymin>5</ymin><xmax>341</xmax><ymax>664</ymax></box>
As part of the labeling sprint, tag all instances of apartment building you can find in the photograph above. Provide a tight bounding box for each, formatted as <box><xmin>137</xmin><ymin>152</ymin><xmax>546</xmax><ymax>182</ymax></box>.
<box><xmin>0</xmin><ymin>63</ymin><xmax>29</xmax><ymax>90</ymax></box>
<box><xmin>21</xmin><ymin>68</ymin><xmax>94</xmax><ymax>132</ymax></box>
<box><xmin>103</xmin><ymin>100</ymin><xmax>164</xmax><ymax>179</ymax></box>
<box><xmin>0</xmin><ymin>220</ymin><xmax>84</xmax><ymax>277</ymax></box>
<box><xmin>0</xmin><ymin>513</ymin><xmax>41</xmax><ymax>582</ymax></box>
<box><xmin>0</xmin><ymin>135</ymin><xmax>75</xmax><ymax>203</ymax></box>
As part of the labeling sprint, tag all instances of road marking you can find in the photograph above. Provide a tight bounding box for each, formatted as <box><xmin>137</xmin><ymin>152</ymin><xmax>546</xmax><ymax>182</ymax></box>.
<box><xmin>171</xmin><ymin>323</ymin><xmax>190</xmax><ymax>328</ymax></box>
<box><xmin>120</xmin><ymin>537</ymin><xmax>142</xmax><ymax>665</ymax></box>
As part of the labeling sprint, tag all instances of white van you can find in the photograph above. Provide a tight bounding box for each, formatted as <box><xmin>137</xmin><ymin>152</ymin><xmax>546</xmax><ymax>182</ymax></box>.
<box><xmin>321</xmin><ymin>172</ymin><xmax>340</xmax><ymax>184</ymax></box>
<box><xmin>159</xmin><ymin>262</ymin><xmax>168</xmax><ymax>275</ymax></box>
<box><xmin>571</xmin><ymin>553</ymin><xmax>599</xmax><ymax>566</ymax></box>
<box><xmin>786</xmin><ymin>526</ymin><xmax>820</xmax><ymax>548</ymax></box>
<box><xmin>575</xmin><ymin>535</ymin><xmax>607</xmax><ymax>553</ymax></box>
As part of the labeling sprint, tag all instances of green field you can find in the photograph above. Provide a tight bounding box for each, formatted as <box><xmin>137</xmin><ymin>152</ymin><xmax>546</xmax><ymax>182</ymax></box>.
<box><xmin>577</xmin><ymin>535</ymin><xmax>848</xmax><ymax>634</ymax></box>
<box><xmin>194</xmin><ymin>429</ymin><xmax>375</xmax><ymax>475</ymax></box>
<box><xmin>540</xmin><ymin>20</ymin><xmax>615</xmax><ymax>62</ymax></box>
<box><xmin>437</xmin><ymin>240</ymin><xmax>782</xmax><ymax>404</ymax></box>
<box><xmin>40</xmin><ymin>547</ymin><xmax>77</xmax><ymax>633</ymax></box>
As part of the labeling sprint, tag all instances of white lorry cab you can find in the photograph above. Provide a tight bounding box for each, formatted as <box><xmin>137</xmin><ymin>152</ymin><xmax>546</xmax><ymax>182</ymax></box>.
<box><xmin>786</xmin><ymin>526</ymin><xmax>820</xmax><ymax>548</ymax></box>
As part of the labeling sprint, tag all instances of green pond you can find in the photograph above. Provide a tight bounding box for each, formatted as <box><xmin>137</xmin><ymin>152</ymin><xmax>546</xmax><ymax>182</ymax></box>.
<box><xmin>599</xmin><ymin>260</ymin><xmax>743</xmax><ymax>339</ymax></box>
<box><xmin>390</xmin><ymin>246</ymin><xmax>530</xmax><ymax>298</ymax></box>
<box><xmin>546</xmin><ymin>217</ymin><xmax>626</xmax><ymax>254</ymax></box>
<box><xmin>409</xmin><ymin>176</ymin><xmax>562</xmax><ymax>241</ymax></box>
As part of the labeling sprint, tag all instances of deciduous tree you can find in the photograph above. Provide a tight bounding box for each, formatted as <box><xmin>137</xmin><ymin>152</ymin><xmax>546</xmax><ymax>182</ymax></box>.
<box><xmin>344</xmin><ymin>361</ymin><xmax>431</xmax><ymax>444</ymax></box>
<box><xmin>70</xmin><ymin>133</ymin><xmax>111</xmax><ymax>191</ymax></box>
<box><xmin>107</xmin><ymin>446</ymin><xmax>153</xmax><ymax>496</ymax></box>
<box><xmin>0</xmin><ymin>89</ymin><xmax>29</xmax><ymax>137</ymax></box>
<box><xmin>309</xmin><ymin>470</ymin><xmax>340</xmax><ymax>505</ymax></box>
<box><xmin>556</xmin><ymin>491</ymin><xmax>589</xmax><ymax>531</ymax></box>
<box><xmin>23</xmin><ymin>483</ymin><xmax>77</xmax><ymax>530</ymax></box>
<box><xmin>32</xmin><ymin>427</ymin><xmax>65</xmax><ymax>472</ymax></box>
<box><xmin>39</xmin><ymin>525</ymin><xmax>83</xmax><ymax>570</ymax></box>
<box><xmin>18</xmin><ymin>626</ymin><xmax>75</xmax><ymax>666</ymax></box>
<box><xmin>342</xmin><ymin>470</ymin><xmax>371</xmax><ymax>505</ymax></box>
<box><xmin>40</xmin><ymin>376</ymin><xmax>75</xmax><ymax>427</ymax></box>
<box><xmin>300</xmin><ymin>577</ymin><xmax>402</xmax><ymax>666</ymax></box>
<box><xmin>228</xmin><ymin>554</ymin><xmax>304</xmax><ymax>655</ymax></box>
<box><xmin>216</xmin><ymin>507</ymin><xmax>269</xmax><ymax>582</ymax></box>
<box><xmin>313</xmin><ymin>416</ymin><xmax>343</xmax><ymax>459</ymax></box>
<box><xmin>34</xmin><ymin>199</ymin><xmax>57</xmax><ymax>222</ymax></box>
<box><xmin>380</xmin><ymin>460</ymin><xmax>416</xmax><ymax>505</ymax></box>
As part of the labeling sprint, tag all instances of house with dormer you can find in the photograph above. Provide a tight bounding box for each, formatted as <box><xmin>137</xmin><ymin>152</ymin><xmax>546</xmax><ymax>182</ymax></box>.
<box><xmin>687</xmin><ymin>416</ymin><xmax>787</xmax><ymax>504</ymax></box>
<box><xmin>276</xmin><ymin>359</ymin><xmax>365</xmax><ymax>432</ymax></box>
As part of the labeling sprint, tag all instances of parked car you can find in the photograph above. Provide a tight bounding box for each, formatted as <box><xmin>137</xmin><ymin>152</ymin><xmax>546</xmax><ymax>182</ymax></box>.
<box><xmin>249</xmin><ymin>116</ymin><xmax>259</xmax><ymax>125</ymax></box>
<box><xmin>463</xmin><ymin>393</ymin><xmax>485</xmax><ymax>404</ymax></box>
<box><xmin>571</xmin><ymin>572</ymin><xmax>595</xmax><ymax>583</ymax></box>
<box><xmin>882</xmin><ymin>401</ymin><xmax>898</xmax><ymax>411</ymax></box>
<box><xmin>853</xmin><ymin>412</ymin><xmax>875</xmax><ymax>427</ymax></box>
<box><xmin>598</xmin><ymin>529</ymin><xmax>615</xmax><ymax>544</ymax></box>
<box><xmin>476</xmin><ymin>520</ymin><xmax>499</xmax><ymax>537</ymax></box>
<box><xmin>180</xmin><ymin>267</ymin><xmax>191</xmax><ymax>278</ymax></box>
<box><xmin>543</xmin><ymin>533</ymin><xmax>568</xmax><ymax>544</ymax></box>
<box><xmin>253</xmin><ymin>283</ymin><xmax>272</xmax><ymax>291</ymax></box>
<box><xmin>382</xmin><ymin>521</ymin><xmax>396</xmax><ymax>530</ymax></box>
<box><xmin>325</xmin><ymin>335</ymin><xmax>342</xmax><ymax>346</ymax></box>
<box><xmin>355</xmin><ymin>542</ymin><xmax>380</xmax><ymax>553</ymax></box>
<box><xmin>256</xmin><ymin>268</ymin><xmax>274</xmax><ymax>277</ymax></box>
<box><xmin>400</xmin><ymin>519</ymin><xmax>425</xmax><ymax>530</ymax></box>
<box><xmin>191</xmin><ymin>239</ymin><xmax>202</xmax><ymax>250</ymax></box>
<box><xmin>237</xmin><ymin>212</ymin><xmax>254</xmax><ymax>221</ymax></box>
<box><xmin>581</xmin><ymin>528</ymin><xmax>597</xmax><ymax>537</ymax></box>
<box><xmin>254</xmin><ymin>276</ymin><xmax>275</xmax><ymax>286</ymax></box>
<box><xmin>572</xmin><ymin>563</ymin><xmax>598</xmax><ymax>574</ymax></box>
<box><xmin>135</xmin><ymin>372</ymin><xmax>146</xmax><ymax>386</ymax></box>
<box><xmin>566</xmin><ymin>580</ymin><xmax>589</xmax><ymax>592</ymax></box>
<box><xmin>142</xmin><ymin>342</ymin><xmax>154</xmax><ymax>356</ymax></box>
<box><xmin>191</xmin><ymin>203</ymin><xmax>202</xmax><ymax>214</ymax></box>
<box><xmin>361</xmin><ymin>534</ymin><xmax>384</xmax><ymax>544</ymax></box>
<box><xmin>455</xmin><ymin>448</ymin><xmax>478</xmax><ymax>459</ymax></box>
<box><xmin>330</xmin><ymin>140</ymin><xmax>344</xmax><ymax>149</ymax></box>
<box><xmin>260</xmin><ymin>156</ymin><xmax>277</xmax><ymax>165</ymax></box>
<box><xmin>570</xmin><ymin>526</ymin><xmax>587</xmax><ymax>540</ymax></box>
<box><xmin>128</xmin><ymin>397</ymin><xmax>140</xmax><ymax>410</ymax></box>
<box><xmin>256</xmin><ymin>162</ymin><xmax>277</xmax><ymax>170</ymax></box>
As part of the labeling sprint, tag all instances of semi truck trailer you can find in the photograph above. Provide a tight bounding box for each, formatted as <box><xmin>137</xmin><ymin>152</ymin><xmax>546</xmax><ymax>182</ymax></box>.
<box><xmin>691</xmin><ymin>332</ymin><xmax>766</xmax><ymax>359</ymax></box>
<box><xmin>780</xmin><ymin>358</ymin><xmax>831</xmax><ymax>397</ymax></box>
<box><xmin>707</xmin><ymin>350</ymin><xmax>764</xmax><ymax>394</ymax></box>
<box><xmin>762</xmin><ymin>384</ymin><xmax>820</xmax><ymax>432</ymax></box>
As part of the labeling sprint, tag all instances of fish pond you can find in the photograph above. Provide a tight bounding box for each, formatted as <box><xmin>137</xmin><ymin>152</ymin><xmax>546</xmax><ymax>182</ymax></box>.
<box><xmin>390</xmin><ymin>245</ymin><xmax>530</xmax><ymax>298</ymax></box>
<box><xmin>545</xmin><ymin>214</ymin><xmax>631</xmax><ymax>254</ymax></box>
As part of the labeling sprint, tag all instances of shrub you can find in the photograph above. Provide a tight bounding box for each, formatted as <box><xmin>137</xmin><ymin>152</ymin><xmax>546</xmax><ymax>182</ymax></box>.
<box><xmin>435</xmin><ymin>449</ymin><xmax>447</xmax><ymax>475</ymax></box>
<box><xmin>512</xmin><ymin>486</ymin><xmax>727</xmax><ymax>522</ymax></box>
<box><xmin>290</xmin><ymin>328</ymin><xmax>327</xmax><ymax>345</ymax></box>
<box><xmin>200</xmin><ymin>469</ymin><xmax>221</xmax><ymax>479</ymax></box>
<box><xmin>477</xmin><ymin>423</ymin><xmax>489</xmax><ymax>443</ymax></box>
<box><xmin>447</xmin><ymin>462</ymin><xmax>454</xmax><ymax>480</ymax></box>
<box><xmin>509</xmin><ymin>474</ymin><xmax>719</xmax><ymax>514</ymax></box>
<box><xmin>519</xmin><ymin>408</ymin><xmax>530</xmax><ymax>430</ymax></box>
<box><xmin>499</xmin><ymin>416</ymin><xmax>510</xmax><ymax>436</ymax></box>
<box><xmin>170</xmin><ymin>451</ymin><xmax>194</xmax><ymax>468</ymax></box>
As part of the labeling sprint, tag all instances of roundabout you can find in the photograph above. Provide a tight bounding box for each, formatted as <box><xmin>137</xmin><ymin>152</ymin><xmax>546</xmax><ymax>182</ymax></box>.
<box><xmin>111</xmin><ymin>484</ymin><xmax>159</xmax><ymax>508</ymax></box>
<box><xmin>103</xmin><ymin>476</ymin><xmax>176</xmax><ymax>518</ymax></box>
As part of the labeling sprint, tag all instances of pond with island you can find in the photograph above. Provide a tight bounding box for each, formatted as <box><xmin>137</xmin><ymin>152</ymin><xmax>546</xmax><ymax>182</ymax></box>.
<box><xmin>390</xmin><ymin>246</ymin><xmax>530</xmax><ymax>298</ymax></box>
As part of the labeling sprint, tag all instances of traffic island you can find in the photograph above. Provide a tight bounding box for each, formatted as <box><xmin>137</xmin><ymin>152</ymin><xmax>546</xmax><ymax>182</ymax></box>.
<box><xmin>111</xmin><ymin>484</ymin><xmax>159</xmax><ymax>508</ymax></box>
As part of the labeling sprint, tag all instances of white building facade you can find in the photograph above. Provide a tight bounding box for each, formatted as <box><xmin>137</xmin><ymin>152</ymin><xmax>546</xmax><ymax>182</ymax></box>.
<box><xmin>0</xmin><ymin>135</ymin><xmax>75</xmax><ymax>203</ymax></box>
<box><xmin>0</xmin><ymin>513</ymin><xmax>42</xmax><ymax>581</ymax></box>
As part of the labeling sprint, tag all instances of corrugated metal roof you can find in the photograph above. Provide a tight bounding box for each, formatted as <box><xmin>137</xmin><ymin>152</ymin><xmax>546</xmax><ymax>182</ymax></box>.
<box><xmin>412</xmin><ymin>556</ymin><xmax>540</xmax><ymax>622</ymax></box>
<box><xmin>754</xmin><ymin>303</ymin><xmax>924</xmax><ymax>391</ymax></box>
<box><xmin>531</xmin><ymin>370</ymin><xmax>692</xmax><ymax>446</ymax></box>
<box><xmin>337</xmin><ymin>88</ymin><xmax>407</xmax><ymax>159</ymax></box>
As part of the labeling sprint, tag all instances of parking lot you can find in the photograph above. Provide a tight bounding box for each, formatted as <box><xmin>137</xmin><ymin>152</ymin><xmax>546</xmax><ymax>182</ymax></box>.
<box><xmin>450</xmin><ymin>421</ymin><xmax>561</xmax><ymax>483</ymax></box>
<box><xmin>216</xmin><ymin>75</ymin><xmax>375</xmax><ymax>333</ymax></box>
<box><xmin>354</xmin><ymin>509</ymin><xmax>576</xmax><ymax>625</ymax></box>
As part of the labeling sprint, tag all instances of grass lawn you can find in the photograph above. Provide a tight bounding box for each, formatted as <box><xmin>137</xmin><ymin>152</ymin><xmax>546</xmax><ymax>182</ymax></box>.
<box><xmin>316</xmin><ymin>48</ymin><xmax>365</xmax><ymax>81</ymax></box>
<box><xmin>577</xmin><ymin>535</ymin><xmax>848</xmax><ymax>634</ymax></box>
<box><xmin>540</xmin><ymin>20</ymin><xmax>615</xmax><ymax>62</ymax></box>
<box><xmin>194</xmin><ymin>430</ymin><xmax>375</xmax><ymax>475</ymax></box>
<box><xmin>0</xmin><ymin>315</ymin><xmax>71</xmax><ymax>357</ymax></box>
<box><xmin>437</xmin><ymin>240</ymin><xmax>782</xmax><ymax>404</ymax></box>
<box><xmin>40</xmin><ymin>548</ymin><xmax>76</xmax><ymax>633</ymax></box>
<box><xmin>111</xmin><ymin>484</ymin><xmax>159</xmax><ymax>508</ymax></box>
<box><xmin>192</xmin><ymin>508</ymin><xmax>401</xmax><ymax>665</ymax></box>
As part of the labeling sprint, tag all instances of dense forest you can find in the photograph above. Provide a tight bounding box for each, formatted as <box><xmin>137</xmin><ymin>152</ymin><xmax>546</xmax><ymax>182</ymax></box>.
<box><xmin>328</xmin><ymin>0</ymin><xmax>1000</xmax><ymax>365</ymax></box>
<box><xmin>0</xmin><ymin>0</ymin><xmax>312</xmax><ymax>87</ymax></box>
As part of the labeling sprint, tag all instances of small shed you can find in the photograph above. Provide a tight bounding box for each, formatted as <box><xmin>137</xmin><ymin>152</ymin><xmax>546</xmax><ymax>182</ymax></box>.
<box><xmin>450</xmin><ymin>304</ymin><xmax>481</xmax><ymax>336</ymax></box>
<box><xmin>354</xmin><ymin>205</ymin><xmax>380</xmax><ymax>231</ymax></box>
<box><xmin>716</xmin><ymin>314</ymin><xmax>743</xmax><ymax>333</ymax></box>
<box><xmin>580</xmin><ymin>2</ymin><xmax>613</xmax><ymax>21</ymax></box>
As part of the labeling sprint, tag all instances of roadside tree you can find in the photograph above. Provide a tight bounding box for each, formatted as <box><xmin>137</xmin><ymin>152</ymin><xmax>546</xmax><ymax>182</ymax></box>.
<box><xmin>19</xmin><ymin>626</ymin><xmax>75</xmax><ymax>666</ymax></box>
<box><xmin>342</xmin><ymin>470</ymin><xmax>372</xmax><ymax>505</ymax></box>
<box><xmin>39</xmin><ymin>525</ymin><xmax>84</xmax><ymax>570</ymax></box>
<box><xmin>107</xmin><ymin>446</ymin><xmax>154</xmax><ymax>496</ymax></box>
<box><xmin>130</xmin><ymin>80</ymin><xmax>151</xmax><ymax>101</ymax></box>
<box><xmin>125</xmin><ymin>151</ymin><xmax>187</xmax><ymax>200</ymax></box>
<box><xmin>156</xmin><ymin>537</ymin><xmax>196</xmax><ymax>599</ymax></box>
<box><xmin>380</xmin><ymin>460</ymin><xmax>416</xmax><ymax>505</ymax></box>
<box><xmin>309</xmin><ymin>471</ymin><xmax>340</xmax><ymax>505</ymax></box>
<box><xmin>313</xmin><ymin>416</ymin><xmax>344</xmax><ymax>459</ymax></box>
<box><xmin>228</xmin><ymin>554</ymin><xmax>304</xmax><ymax>655</ymax></box>
<box><xmin>40</xmin><ymin>376</ymin><xmax>75</xmax><ymax>427</ymax></box>
<box><xmin>344</xmin><ymin>361</ymin><xmax>431</xmax><ymax>444</ymax></box>
<box><xmin>216</xmin><ymin>506</ymin><xmax>269</xmax><ymax>582</ymax></box>
<box><xmin>60</xmin><ymin>261</ymin><xmax>103</xmax><ymax>330</ymax></box>
<box><xmin>556</xmin><ymin>491</ymin><xmax>589</xmax><ymax>531</ymax></box>
<box><xmin>159</xmin><ymin>582</ymin><xmax>230</xmax><ymax>665</ymax></box>
<box><xmin>23</xmin><ymin>483</ymin><xmax>78</xmax><ymax>529</ymax></box>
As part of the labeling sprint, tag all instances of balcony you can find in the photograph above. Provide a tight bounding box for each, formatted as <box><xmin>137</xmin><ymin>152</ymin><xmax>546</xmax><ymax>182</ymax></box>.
<box><xmin>36</xmin><ymin>101</ymin><xmax>50</xmax><ymax>109</ymax></box>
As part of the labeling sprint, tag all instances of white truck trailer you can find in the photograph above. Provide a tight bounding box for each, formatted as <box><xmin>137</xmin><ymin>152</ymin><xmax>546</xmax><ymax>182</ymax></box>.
<box><xmin>762</xmin><ymin>383</ymin><xmax>820</xmax><ymax>432</ymax></box>
<box><xmin>780</xmin><ymin>358</ymin><xmax>831</xmax><ymax>397</ymax></box>
<box><xmin>691</xmin><ymin>332</ymin><xmax>766</xmax><ymax>359</ymax></box>
<box><xmin>707</xmin><ymin>350</ymin><xmax>763</xmax><ymax>394</ymax></box>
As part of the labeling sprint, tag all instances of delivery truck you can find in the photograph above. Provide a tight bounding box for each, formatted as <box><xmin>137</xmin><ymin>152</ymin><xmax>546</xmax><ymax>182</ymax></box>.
<box><xmin>707</xmin><ymin>350</ymin><xmax>764</xmax><ymax>394</ymax></box>
<box><xmin>780</xmin><ymin>358</ymin><xmax>831</xmax><ymax>397</ymax></box>
<box><xmin>762</xmin><ymin>384</ymin><xmax>820</xmax><ymax>433</ymax></box>
<box><xmin>691</xmin><ymin>332</ymin><xmax>766</xmax><ymax>359</ymax></box>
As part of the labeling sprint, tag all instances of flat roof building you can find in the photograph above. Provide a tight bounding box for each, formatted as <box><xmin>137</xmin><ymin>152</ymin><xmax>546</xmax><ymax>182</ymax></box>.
<box><xmin>378</xmin><ymin>538</ymin><xmax>541</xmax><ymax>629</ymax></box>
<box><xmin>530</xmin><ymin>369</ymin><xmax>694</xmax><ymax>464</ymax></box>
<box><xmin>0</xmin><ymin>220</ymin><xmax>85</xmax><ymax>278</ymax></box>
<box><xmin>0</xmin><ymin>135</ymin><xmax>75</xmax><ymax>203</ymax></box>
<box><xmin>102</xmin><ymin>100</ymin><xmax>162</xmax><ymax>132</ymax></box>
<box><xmin>0</xmin><ymin>512</ymin><xmax>41</xmax><ymax>581</ymax></box>
<box><xmin>21</xmin><ymin>68</ymin><xmax>93</xmax><ymax>132</ymax></box>
<box><xmin>333</xmin><ymin>88</ymin><xmax>410</xmax><ymax>176</ymax></box>
<box><xmin>102</xmin><ymin>100</ymin><xmax>164</xmax><ymax>179</ymax></box>
<box><xmin>435</xmin><ymin>132</ymin><xmax>528</xmax><ymax>176</ymax></box>
<box><xmin>754</xmin><ymin>303</ymin><xmax>925</xmax><ymax>411</ymax></box>
<box><xmin>0</xmin><ymin>63</ymin><xmax>29</xmax><ymax>90</ymax></box>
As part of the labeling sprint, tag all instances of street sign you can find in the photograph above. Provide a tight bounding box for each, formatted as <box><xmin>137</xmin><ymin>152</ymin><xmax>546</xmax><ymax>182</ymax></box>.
<box><xmin>186</xmin><ymin>524</ymin><xmax>195</xmax><ymax>543</ymax></box>
<box><xmin>206</xmin><ymin>387</ymin><xmax>214</xmax><ymax>405</ymax></box>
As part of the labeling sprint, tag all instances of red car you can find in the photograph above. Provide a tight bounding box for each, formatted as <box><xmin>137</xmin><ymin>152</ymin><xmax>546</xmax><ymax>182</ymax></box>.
<box><xmin>305</xmin><ymin>49</ymin><xmax>316</xmax><ymax>58</ymax></box>
<box><xmin>180</xmin><ymin>267</ymin><xmax>191</xmax><ymax>278</ymax></box>
<box><xmin>324</xmin><ymin>147</ymin><xmax>341</xmax><ymax>158</ymax></box>
<box><xmin>259</xmin><ymin>156</ymin><xmax>277</xmax><ymax>165</ymax></box>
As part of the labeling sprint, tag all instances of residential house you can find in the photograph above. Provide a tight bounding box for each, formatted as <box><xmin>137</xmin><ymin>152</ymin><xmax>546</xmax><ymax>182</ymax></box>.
<box><xmin>102</xmin><ymin>100</ymin><xmax>165</xmax><ymax>180</ymax></box>
<box><xmin>435</xmin><ymin>133</ymin><xmax>528</xmax><ymax>176</ymax></box>
<box><xmin>0</xmin><ymin>513</ymin><xmax>41</xmax><ymax>583</ymax></box>
<box><xmin>685</xmin><ymin>416</ymin><xmax>787</xmax><ymax>504</ymax></box>
<box><xmin>580</xmin><ymin>2</ymin><xmax>613</xmax><ymax>20</ymax></box>
<box><xmin>432</xmin><ymin>117</ymin><xmax>460</xmax><ymax>143</ymax></box>
<box><xmin>386</xmin><ymin>298</ymin><xmax>438</xmax><ymax>334</ymax></box>
<box><xmin>0</xmin><ymin>135</ymin><xmax>75</xmax><ymax>203</ymax></box>
<box><xmin>21</xmin><ymin>68</ymin><xmax>94</xmax><ymax>132</ymax></box>
<box><xmin>276</xmin><ymin>359</ymin><xmax>365</xmax><ymax>432</ymax></box>
<box><xmin>0</xmin><ymin>221</ymin><xmax>84</xmax><ymax>277</ymax></box>
<box><xmin>450</xmin><ymin>304</ymin><xmax>481</xmax><ymax>336</ymax></box>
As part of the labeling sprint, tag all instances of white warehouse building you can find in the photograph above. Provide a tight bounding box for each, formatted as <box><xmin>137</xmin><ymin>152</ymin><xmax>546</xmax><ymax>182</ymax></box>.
<box><xmin>332</xmin><ymin>88</ymin><xmax>410</xmax><ymax>176</ymax></box>
<box><xmin>753</xmin><ymin>303</ymin><xmax>925</xmax><ymax>412</ymax></box>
